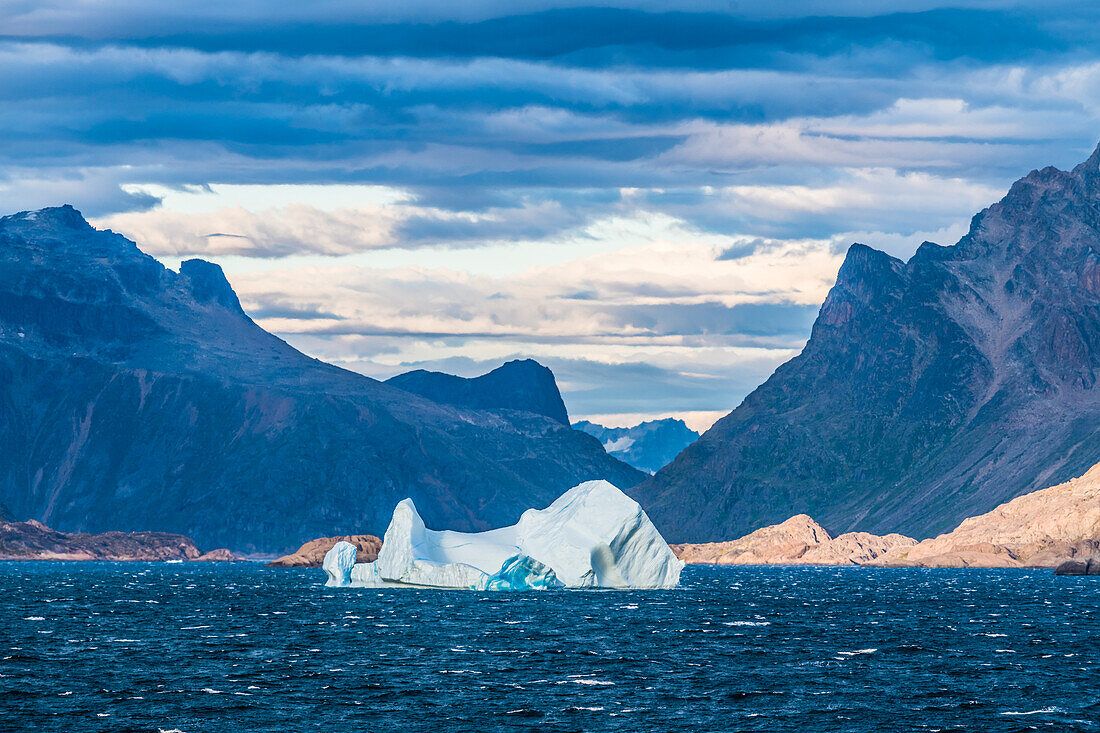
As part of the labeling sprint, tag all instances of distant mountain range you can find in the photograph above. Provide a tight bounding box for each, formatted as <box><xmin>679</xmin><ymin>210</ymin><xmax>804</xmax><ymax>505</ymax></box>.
<box><xmin>573</xmin><ymin>419</ymin><xmax>699</xmax><ymax>474</ymax></box>
<box><xmin>0</xmin><ymin>206</ymin><xmax>642</xmax><ymax>553</ymax></box>
<box><xmin>634</xmin><ymin>144</ymin><xmax>1100</xmax><ymax>543</ymax></box>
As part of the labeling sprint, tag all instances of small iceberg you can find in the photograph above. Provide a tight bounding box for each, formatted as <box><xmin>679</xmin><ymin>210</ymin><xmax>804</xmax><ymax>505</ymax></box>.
<box><xmin>323</xmin><ymin>480</ymin><xmax>683</xmax><ymax>590</ymax></box>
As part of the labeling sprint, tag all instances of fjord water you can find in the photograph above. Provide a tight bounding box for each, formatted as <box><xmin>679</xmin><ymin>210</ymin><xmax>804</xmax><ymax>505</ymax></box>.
<box><xmin>2</xmin><ymin>564</ymin><xmax>1097</xmax><ymax>732</ymax></box>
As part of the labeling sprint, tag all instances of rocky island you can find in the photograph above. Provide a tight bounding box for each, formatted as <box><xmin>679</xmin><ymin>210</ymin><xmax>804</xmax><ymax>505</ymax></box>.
<box><xmin>0</xmin><ymin>519</ymin><xmax>236</xmax><ymax>561</ymax></box>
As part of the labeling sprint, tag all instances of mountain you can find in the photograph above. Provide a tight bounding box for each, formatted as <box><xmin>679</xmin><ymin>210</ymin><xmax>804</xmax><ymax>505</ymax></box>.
<box><xmin>633</xmin><ymin>144</ymin><xmax>1100</xmax><ymax>543</ymax></box>
<box><xmin>386</xmin><ymin>360</ymin><xmax>569</xmax><ymax>425</ymax></box>
<box><xmin>572</xmin><ymin>418</ymin><xmax>699</xmax><ymax>474</ymax></box>
<box><xmin>0</xmin><ymin>206</ymin><xmax>643</xmax><ymax>553</ymax></box>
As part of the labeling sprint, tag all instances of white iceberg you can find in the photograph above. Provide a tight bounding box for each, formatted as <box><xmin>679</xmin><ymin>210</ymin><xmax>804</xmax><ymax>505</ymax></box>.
<box><xmin>323</xmin><ymin>480</ymin><xmax>683</xmax><ymax>590</ymax></box>
<box><xmin>322</xmin><ymin>540</ymin><xmax>358</xmax><ymax>587</ymax></box>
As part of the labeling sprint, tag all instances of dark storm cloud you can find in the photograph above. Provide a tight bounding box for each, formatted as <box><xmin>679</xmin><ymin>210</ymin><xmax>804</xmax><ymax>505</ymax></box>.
<box><xmin>5</xmin><ymin>5</ymin><xmax>1096</xmax><ymax>68</ymax></box>
<box><xmin>3</xmin><ymin>1</ymin><xmax>1100</xmax><ymax>232</ymax></box>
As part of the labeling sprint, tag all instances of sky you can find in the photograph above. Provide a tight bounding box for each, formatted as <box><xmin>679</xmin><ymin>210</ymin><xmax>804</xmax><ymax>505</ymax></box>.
<box><xmin>4</xmin><ymin>1</ymin><xmax>1100</xmax><ymax>431</ymax></box>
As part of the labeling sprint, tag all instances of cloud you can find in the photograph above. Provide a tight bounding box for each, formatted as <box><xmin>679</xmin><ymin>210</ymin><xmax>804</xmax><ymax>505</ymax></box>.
<box><xmin>99</xmin><ymin>203</ymin><xmax>402</xmax><ymax>257</ymax></box>
<box><xmin>229</xmin><ymin>233</ymin><xmax>839</xmax><ymax>341</ymax></box>
<box><xmin>2</xmin><ymin>4</ymin><xmax>1089</xmax><ymax>68</ymax></box>
<box><xmin>97</xmin><ymin>191</ymin><xmax>616</xmax><ymax>257</ymax></box>
<box><xmin>0</xmin><ymin>167</ymin><xmax>161</xmax><ymax>217</ymax></box>
<box><xmin>7</xmin><ymin>1</ymin><xmax>1100</xmax><ymax>420</ymax></box>
<box><xmin>206</xmin><ymin>224</ymin><xmax>839</xmax><ymax>416</ymax></box>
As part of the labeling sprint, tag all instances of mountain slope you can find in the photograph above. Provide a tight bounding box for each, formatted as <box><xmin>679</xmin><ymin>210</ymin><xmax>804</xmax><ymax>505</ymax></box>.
<box><xmin>0</xmin><ymin>206</ymin><xmax>643</xmax><ymax>553</ymax></box>
<box><xmin>633</xmin><ymin>144</ymin><xmax>1100</xmax><ymax>542</ymax></box>
<box><xmin>573</xmin><ymin>418</ymin><xmax>699</xmax><ymax>474</ymax></box>
<box><xmin>386</xmin><ymin>360</ymin><xmax>570</xmax><ymax>425</ymax></box>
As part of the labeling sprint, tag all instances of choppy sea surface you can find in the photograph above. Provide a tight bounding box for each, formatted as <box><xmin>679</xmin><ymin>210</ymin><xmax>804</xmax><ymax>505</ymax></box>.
<box><xmin>1</xmin><ymin>563</ymin><xmax>1098</xmax><ymax>732</ymax></box>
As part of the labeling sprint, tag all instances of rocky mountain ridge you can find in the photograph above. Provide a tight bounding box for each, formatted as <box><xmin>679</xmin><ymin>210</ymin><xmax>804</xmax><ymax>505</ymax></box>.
<box><xmin>636</xmin><ymin>144</ymin><xmax>1100</xmax><ymax>542</ymax></box>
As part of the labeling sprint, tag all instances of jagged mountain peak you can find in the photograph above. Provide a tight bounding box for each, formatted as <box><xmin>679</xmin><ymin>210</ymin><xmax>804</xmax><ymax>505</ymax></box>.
<box><xmin>0</xmin><ymin>204</ymin><xmax>93</xmax><ymax>232</ymax></box>
<box><xmin>0</xmin><ymin>205</ymin><xmax>145</xmax><ymax>260</ymax></box>
<box><xmin>0</xmin><ymin>208</ymin><xmax>391</xmax><ymax>397</ymax></box>
<box><xmin>180</xmin><ymin>259</ymin><xmax>245</xmax><ymax>314</ymax></box>
<box><xmin>832</xmin><ymin>243</ymin><xmax>905</xmax><ymax>289</ymax></box>
<box><xmin>1072</xmin><ymin>139</ymin><xmax>1100</xmax><ymax>178</ymax></box>
<box><xmin>815</xmin><ymin>243</ymin><xmax>907</xmax><ymax>329</ymax></box>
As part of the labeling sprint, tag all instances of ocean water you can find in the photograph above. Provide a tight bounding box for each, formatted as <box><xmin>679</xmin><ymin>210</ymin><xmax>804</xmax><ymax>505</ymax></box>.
<box><xmin>1</xmin><ymin>563</ymin><xmax>1097</xmax><ymax>732</ymax></box>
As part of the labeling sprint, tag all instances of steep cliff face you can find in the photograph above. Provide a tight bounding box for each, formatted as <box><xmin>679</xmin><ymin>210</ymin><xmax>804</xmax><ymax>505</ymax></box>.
<box><xmin>0</xmin><ymin>207</ymin><xmax>642</xmax><ymax>553</ymax></box>
<box><xmin>634</xmin><ymin>145</ymin><xmax>1100</xmax><ymax>542</ymax></box>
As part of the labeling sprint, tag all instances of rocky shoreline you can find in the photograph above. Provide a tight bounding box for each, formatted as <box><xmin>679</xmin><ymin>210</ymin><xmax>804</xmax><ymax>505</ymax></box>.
<box><xmin>0</xmin><ymin>520</ymin><xmax>237</xmax><ymax>561</ymax></box>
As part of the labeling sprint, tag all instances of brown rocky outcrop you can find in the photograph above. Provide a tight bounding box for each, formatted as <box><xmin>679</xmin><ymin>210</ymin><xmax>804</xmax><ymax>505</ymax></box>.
<box><xmin>800</xmin><ymin>531</ymin><xmax>916</xmax><ymax>565</ymax></box>
<box><xmin>266</xmin><ymin>535</ymin><xmax>382</xmax><ymax>568</ymax></box>
<box><xmin>876</xmin><ymin>461</ymin><xmax>1100</xmax><ymax>568</ymax></box>
<box><xmin>673</xmin><ymin>460</ymin><xmax>1100</xmax><ymax>569</ymax></box>
<box><xmin>0</xmin><ymin>519</ymin><xmax>236</xmax><ymax>561</ymax></box>
<box><xmin>1054</xmin><ymin>557</ymin><xmax>1100</xmax><ymax>575</ymax></box>
<box><xmin>194</xmin><ymin>548</ymin><xmax>240</xmax><ymax>562</ymax></box>
<box><xmin>670</xmin><ymin>515</ymin><xmax>914</xmax><ymax>565</ymax></box>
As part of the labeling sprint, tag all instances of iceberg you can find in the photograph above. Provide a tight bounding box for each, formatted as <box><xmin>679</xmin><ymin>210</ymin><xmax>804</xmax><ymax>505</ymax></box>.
<box><xmin>322</xmin><ymin>540</ymin><xmax>358</xmax><ymax>587</ymax></box>
<box><xmin>322</xmin><ymin>480</ymin><xmax>683</xmax><ymax>590</ymax></box>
